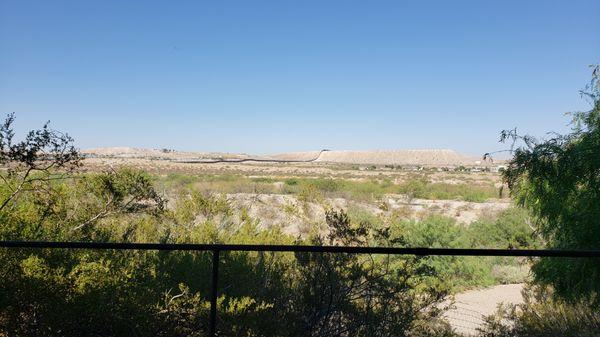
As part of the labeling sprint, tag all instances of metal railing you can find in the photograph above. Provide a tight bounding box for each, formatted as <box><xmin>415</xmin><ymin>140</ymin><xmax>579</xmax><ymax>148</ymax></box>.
<box><xmin>2</xmin><ymin>240</ymin><xmax>599</xmax><ymax>337</ymax></box>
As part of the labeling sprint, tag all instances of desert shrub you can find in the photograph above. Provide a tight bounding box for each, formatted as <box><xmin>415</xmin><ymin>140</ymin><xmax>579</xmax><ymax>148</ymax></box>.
<box><xmin>397</xmin><ymin>179</ymin><xmax>429</xmax><ymax>199</ymax></box>
<box><xmin>282</xmin><ymin>200</ymin><xmax>301</xmax><ymax>217</ymax></box>
<box><xmin>396</xmin><ymin>180</ymin><xmax>498</xmax><ymax>202</ymax></box>
<box><xmin>284</xmin><ymin>178</ymin><xmax>299</xmax><ymax>186</ymax></box>
<box><xmin>297</xmin><ymin>182</ymin><xmax>325</xmax><ymax>204</ymax></box>
<box><xmin>307</xmin><ymin>178</ymin><xmax>342</xmax><ymax>193</ymax></box>
<box><xmin>388</xmin><ymin>215</ymin><xmax>495</xmax><ymax>290</ymax></box>
<box><xmin>385</xmin><ymin>211</ymin><xmax>539</xmax><ymax>290</ymax></box>
<box><xmin>468</xmin><ymin>208</ymin><xmax>541</xmax><ymax>249</ymax></box>
<box><xmin>491</xmin><ymin>264</ymin><xmax>530</xmax><ymax>285</ymax></box>
<box><xmin>158</xmin><ymin>174</ymin><xmax>279</xmax><ymax>195</ymax></box>
<box><xmin>158</xmin><ymin>173</ymin><xmax>199</xmax><ymax>191</ymax></box>
<box><xmin>171</xmin><ymin>192</ymin><xmax>231</xmax><ymax>224</ymax></box>
<box><xmin>346</xmin><ymin>206</ymin><xmax>384</xmax><ymax>229</ymax></box>
<box><xmin>391</xmin><ymin>205</ymin><xmax>414</xmax><ymax>219</ymax></box>
<box><xmin>342</xmin><ymin>180</ymin><xmax>387</xmax><ymax>200</ymax></box>
<box><xmin>250</xmin><ymin>177</ymin><xmax>275</xmax><ymax>183</ymax></box>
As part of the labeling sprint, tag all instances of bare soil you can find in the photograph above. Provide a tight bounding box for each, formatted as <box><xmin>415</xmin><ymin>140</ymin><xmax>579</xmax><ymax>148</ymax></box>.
<box><xmin>443</xmin><ymin>284</ymin><xmax>524</xmax><ymax>336</ymax></box>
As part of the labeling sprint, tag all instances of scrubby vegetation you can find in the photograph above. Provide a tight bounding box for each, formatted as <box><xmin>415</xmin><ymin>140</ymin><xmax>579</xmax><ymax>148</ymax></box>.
<box><xmin>0</xmin><ymin>163</ymin><xmax>531</xmax><ymax>335</ymax></box>
<box><xmin>0</xmin><ymin>114</ymin><xmax>458</xmax><ymax>336</ymax></box>
<box><xmin>157</xmin><ymin>173</ymin><xmax>501</xmax><ymax>203</ymax></box>
<box><xmin>0</xmin><ymin>113</ymin><xmax>530</xmax><ymax>336</ymax></box>
<box><xmin>0</xmin><ymin>166</ymin><xmax>461</xmax><ymax>336</ymax></box>
<box><xmin>384</xmin><ymin>209</ymin><xmax>539</xmax><ymax>291</ymax></box>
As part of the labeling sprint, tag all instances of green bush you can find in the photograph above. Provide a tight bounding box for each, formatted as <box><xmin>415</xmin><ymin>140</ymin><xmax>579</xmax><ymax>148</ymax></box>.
<box><xmin>468</xmin><ymin>208</ymin><xmax>541</xmax><ymax>249</ymax></box>
<box><xmin>389</xmin><ymin>215</ymin><xmax>494</xmax><ymax>290</ymax></box>
<box><xmin>386</xmin><ymin>211</ymin><xmax>538</xmax><ymax>290</ymax></box>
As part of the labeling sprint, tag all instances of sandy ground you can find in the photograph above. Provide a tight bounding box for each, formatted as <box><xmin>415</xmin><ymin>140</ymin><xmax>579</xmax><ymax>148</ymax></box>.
<box><xmin>217</xmin><ymin>193</ymin><xmax>510</xmax><ymax>236</ymax></box>
<box><xmin>443</xmin><ymin>284</ymin><xmax>524</xmax><ymax>336</ymax></box>
<box><xmin>80</xmin><ymin>149</ymin><xmax>519</xmax><ymax>337</ymax></box>
<box><xmin>384</xmin><ymin>196</ymin><xmax>511</xmax><ymax>224</ymax></box>
<box><xmin>83</xmin><ymin>147</ymin><xmax>253</xmax><ymax>160</ymax></box>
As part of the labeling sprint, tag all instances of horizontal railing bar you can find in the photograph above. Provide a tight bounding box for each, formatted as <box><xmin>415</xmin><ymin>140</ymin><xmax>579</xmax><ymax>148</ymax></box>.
<box><xmin>1</xmin><ymin>241</ymin><xmax>599</xmax><ymax>257</ymax></box>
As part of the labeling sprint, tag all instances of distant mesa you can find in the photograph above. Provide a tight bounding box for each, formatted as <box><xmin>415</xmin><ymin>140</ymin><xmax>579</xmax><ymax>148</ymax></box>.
<box><xmin>81</xmin><ymin>147</ymin><xmax>249</xmax><ymax>160</ymax></box>
<box><xmin>82</xmin><ymin>147</ymin><xmax>493</xmax><ymax>166</ymax></box>
<box><xmin>272</xmin><ymin>149</ymin><xmax>484</xmax><ymax>166</ymax></box>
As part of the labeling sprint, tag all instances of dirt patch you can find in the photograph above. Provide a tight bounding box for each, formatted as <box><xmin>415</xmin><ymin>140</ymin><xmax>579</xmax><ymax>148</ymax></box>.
<box><xmin>443</xmin><ymin>284</ymin><xmax>524</xmax><ymax>336</ymax></box>
<box><xmin>221</xmin><ymin>193</ymin><xmax>510</xmax><ymax>236</ymax></box>
<box><xmin>385</xmin><ymin>196</ymin><xmax>511</xmax><ymax>224</ymax></box>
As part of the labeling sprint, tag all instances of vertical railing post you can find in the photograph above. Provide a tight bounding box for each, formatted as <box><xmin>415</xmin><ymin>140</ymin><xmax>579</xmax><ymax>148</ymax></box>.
<box><xmin>209</xmin><ymin>249</ymin><xmax>220</xmax><ymax>337</ymax></box>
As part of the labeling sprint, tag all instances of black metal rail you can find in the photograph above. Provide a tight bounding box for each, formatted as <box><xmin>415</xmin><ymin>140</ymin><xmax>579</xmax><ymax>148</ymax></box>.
<box><xmin>1</xmin><ymin>241</ymin><xmax>600</xmax><ymax>257</ymax></box>
<box><xmin>3</xmin><ymin>240</ymin><xmax>599</xmax><ymax>336</ymax></box>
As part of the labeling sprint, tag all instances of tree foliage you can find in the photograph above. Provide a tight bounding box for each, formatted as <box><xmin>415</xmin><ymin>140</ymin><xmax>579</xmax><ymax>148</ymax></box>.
<box><xmin>0</xmin><ymin>113</ymin><xmax>80</xmax><ymax>212</ymax></box>
<box><xmin>498</xmin><ymin>65</ymin><xmax>600</xmax><ymax>303</ymax></box>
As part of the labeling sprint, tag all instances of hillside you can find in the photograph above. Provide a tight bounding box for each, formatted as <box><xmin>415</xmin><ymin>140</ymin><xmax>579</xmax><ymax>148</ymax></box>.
<box><xmin>82</xmin><ymin>147</ymin><xmax>488</xmax><ymax>166</ymax></box>
<box><xmin>273</xmin><ymin>149</ymin><xmax>482</xmax><ymax>166</ymax></box>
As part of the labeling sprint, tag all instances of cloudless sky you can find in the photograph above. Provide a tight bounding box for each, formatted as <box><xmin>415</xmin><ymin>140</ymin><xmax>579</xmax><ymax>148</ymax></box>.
<box><xmin>1</xmin><ymin>0</ymin><xmax>599</xmax><ymax>155</ymax></box>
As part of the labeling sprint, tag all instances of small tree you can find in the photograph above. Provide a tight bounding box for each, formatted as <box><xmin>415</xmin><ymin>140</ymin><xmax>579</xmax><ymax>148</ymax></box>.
<box><xmin>0</xmin><ymin>113</ymin><xmax>80</xmax><ymax>212</ymax></box>
<box><xmin>0</xmin><ymin>113</ymin><xmax>164</xmax><ymax>232</ymax></box>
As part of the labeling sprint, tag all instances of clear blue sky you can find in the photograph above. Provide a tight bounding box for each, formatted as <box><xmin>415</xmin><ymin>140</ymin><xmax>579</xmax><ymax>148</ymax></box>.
<box><xmin>1</xmin><ymin>1</ymin><xmax>599</xmax><ymax>155</ymax></box>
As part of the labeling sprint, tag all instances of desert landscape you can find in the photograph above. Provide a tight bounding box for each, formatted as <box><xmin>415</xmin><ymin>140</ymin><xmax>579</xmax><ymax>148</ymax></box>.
<box><xmin>81</xmin><ymin>147</ymin><xmax>509</xmax><ymax>232</ymax></box>
<box><xmin>77</xmin><ymin>147</ymin><xmax>521</xmax><ymax>335</ymax></box>
<box><xmin>3</xmin><ymin>1</ymin><xmax>598</xmax><ymax>335</ymax></box>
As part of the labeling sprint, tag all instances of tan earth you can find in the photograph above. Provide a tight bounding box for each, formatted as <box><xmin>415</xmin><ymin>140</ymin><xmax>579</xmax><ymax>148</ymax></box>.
<box><xmin>196</xmin><ymin>193</ymin><xmax>511</xmax><ymax>236</ymax></box>
<box><xmin>273</xmin><ymin>149</ymin><xmax>484</xmax><ymax>166</ymax></box>
<box><xmin>80</xmin><ymin>149</ymin><xmax>509</xmax><ymax>234</ymax></box>
<box><xmin>83</xmin><ymin>147</ymin><xmax>497</xmax><ymax>167</ymax></box>
<box><xmin>80</xmin><ymin>147</ymin><xmax>518</xmax><ymax>337</ymax></box>
<box><xmin>443</xmin><ymin>284</ymin><xmax>524</xmax><ymax>336</ymax></box>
